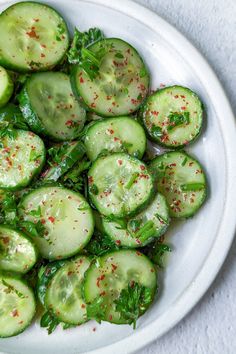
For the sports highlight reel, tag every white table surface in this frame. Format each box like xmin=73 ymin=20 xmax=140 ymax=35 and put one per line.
xmin=134 ymin=1 xmax=236 ymax=353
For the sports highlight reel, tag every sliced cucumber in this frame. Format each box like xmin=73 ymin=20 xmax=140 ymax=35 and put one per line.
xmin=88 ymin=153 xmax=154 ymax=217
xmin=37 ymin=260 xmax=66 ymax=306
xmin=42 ymin=141 xmax=85 ymax=181
xmin=83 ymin=250 xmax=157 ymax=324
xmin=0 ymin=274 xmax=36 ymax=337
xmin=19 ymin=186 xmax=94 ymax=260
xmin=0 ymin=2 xmax=69 ymax=72
xmin=0 ymin=129 xmax=45 ymax=190
xmin=0 ymin=66 xmax=13 ymax=107
xmin=140 ymin=86 xmax=203 ymax=148
xmin=0 ymin=225 xmax=37 ymax=273
xmin=45 ymin=255 xmax=91 ymax=325
xmin=149 ymin=151 xmax=207 ymax=217
xmin=19 ymin=72 xmax=86 ymax=141
xmin=84 ymin=117 xmax=146 ymax=161
xmin=71 ymin=38 xmax=149 ymax=116
xmin=103 ymin=193 xmax=170 ymax=248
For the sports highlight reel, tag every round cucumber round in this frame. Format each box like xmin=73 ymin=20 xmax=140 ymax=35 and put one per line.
xmin=0 ymin=225 xmax=37 ymax=274
xmin=19 ymin=72 xmax=86 ymax=141
xmin=0 ymin=2 xmax=69 ymax=72
xmin=84 ymin=116 xmax=146 ymax=161
xmin=0 ymin=66 xmax=13 ymax=107
xmin=71 ymin=38 xmax=149 ymax=117
xmin=41 ymin=141 xmax=86 ymax=181
xmin=83 ymin=250 xmax=157 ymax=324
xmin=0 ymin=274 xmax=36 ymax=337
xmin=0 ymin=129 xmax=46 ymax=190
xmin=102 ymin=193 xmax=170 ymax=248
xmin=88 ymin=153 xmax=154 ymax=217
xmin=19 ymin=186 xmax=94 ymax=260
xmin=140 ymin=86 xmax=203 ymax=148
xmin=149 ymin=151 xmax=207 ymax=217
xmin=45 ymin=255 xmax=91 ymax=325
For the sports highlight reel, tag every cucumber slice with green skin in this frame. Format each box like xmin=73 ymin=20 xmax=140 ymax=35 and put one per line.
xmin=84 ymin=117 xmax=146 ymax=161
xmin=71 ymin=38 xmax=149 ymax=117
xmin=0 ymin=225 xmax=37 ymax=274
xmin=140 ymin=86 xmax=203 ymax=148
xmin=19 ymin=186 xmax=94 ymax=260
xmin=83 ymin=250 xmax=157 ymax=324
xmin=0 ymin=2 xmax=69 ymax=72
xmin=45 ymin=256 xmax=91 ymax=325
xmin=88 ymin=153 xmax=154 ymax=217
xmin=0 ymin=129 xmax=46 ymax=190
xmin=19 ymin=72 xmax=86 ymax=141
xmin=0 ymin=274 xmax=36 ymax=337
xmin=0 ymin=66 xmax=14 ymax=107
xmin=37 ymin=260 xmax=66 ymax=306
xmin=102 ymin=193 xmax=170 ymax=248
xmin=41 ymin=141 xmax=86 ymax=182
xmin=149 ymin=151 xmax=207 ymax=218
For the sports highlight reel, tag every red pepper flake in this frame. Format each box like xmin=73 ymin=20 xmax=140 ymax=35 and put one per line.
xmin=136 ymin=251 xmax=142 ymax=256
xmin=80 ymin=76 xmax=84 ymax=83
xmin=2 ymin=237 xmax=10 ymax=244
xmin=189 ymin=162 xmax=194 ymax=167
xmin=40 ymin=53 xmax=45 ymax=58
xmin=107 ymin=129 xmax=114 ymax=134
xmin=92 ymin=327 xmax=96 ymax=332
xmin=41 ymin=44 xmax=46 ymax=48
xmin=26 ymin=29 xmax=39 ymax=39
xmin=41 ymin=219 xmax=46 ymax=224
xmin=81 ymin=304 xmax=86 ymax=309
xmin=151 ymin=110 xmax=159 ymax=116
xmin=48 ymin=95 xmax=52 ymax=99
xmin=90 ymin=102 xmax=96 ymax=108
xmin=169 ymin=163 xmax=176 ymax=167
xmin=115 ymin=240 xmax=121 ymax=245
xmin=181 ymin=106 xmax=186 ymax=110
xmin=33 ymin=18 xmax=39 ymax=22
xmin=160 ymin=83 xmax=166 ymax=88
xmin=114 ymin=137 xmax=120 ymax=142
xmin=88 ymin=176 xmax=94 ymax=184
xmin=100 ymin=291 xmax=106 ymax=296
xmin=6 ymin=157 xmax=12 ymax=166
xmin=67 ymin=271 xmax=73 ymax=276
xmin=150 ymin=268 xmax=154 ymax=272
xmin=65 ymin=120 xmax=73 ymax=127
xmin=118 ymin=159 xmax=123 ymax=166
xmin=140 ymin=165 xmax=145 ymax=171
xmin=180 ymin=95 xmax=186 ymax=98
xmin=48 ymin=216 xmax=55 ymax=223
xmin=109 ymin=315 xmax=113 ymax=321
xmin=18 ymin=320 xmax=24 ymax=324
xmin=12 ymin=309 xmax=19 ymax=317
xmin=18 ymin=165 xmax=22 ymax=171
xmin=174 ymin=95 xmax=179 ymax=98
xmin=111 ymin=264 xmax=117 ymax=272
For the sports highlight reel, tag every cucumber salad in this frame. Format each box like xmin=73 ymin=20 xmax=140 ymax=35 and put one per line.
xmin=0 ymin=1 xmax=207 ymax=338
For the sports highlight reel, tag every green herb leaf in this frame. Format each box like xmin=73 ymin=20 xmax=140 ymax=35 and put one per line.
xmin=180 ymin=183 xmax=205 ymax=191
xmin=114 ymin=282 xmax=152 ymax=329
xmin=90 ymin=184 xmax=99 ymax=195
xmin=86 ymin=231 xmax=119 ymax=256
xmin=86 ymin=296 xmax=107 ymax=324
xmin=145 ymin=241 xmax=171 ymax=268
xmin=20 ymin=220 xmax=46 ymax=238
xmin=167 ymin=111 xmax=190 ymax=131
xmin=2 ymin=279 xmax=25 ymax=298
xmin=151 ymin=125 xmax=163 ymax=138
xmin=125 ymin=172 xmax=139 ymax=189
xmin=40 ymin=311 xmax=60 ymax=334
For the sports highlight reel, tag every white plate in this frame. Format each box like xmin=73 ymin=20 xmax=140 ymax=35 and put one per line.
xmin=0 ymin=0 xmax=236 ymax=353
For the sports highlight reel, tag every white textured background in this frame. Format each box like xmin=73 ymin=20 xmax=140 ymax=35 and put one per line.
xmin=133 ymin=1 xmax=236 ymax=353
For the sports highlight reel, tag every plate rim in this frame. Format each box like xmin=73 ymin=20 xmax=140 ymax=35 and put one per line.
xmin=0 ymin=0 xmax=236 ymax=353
